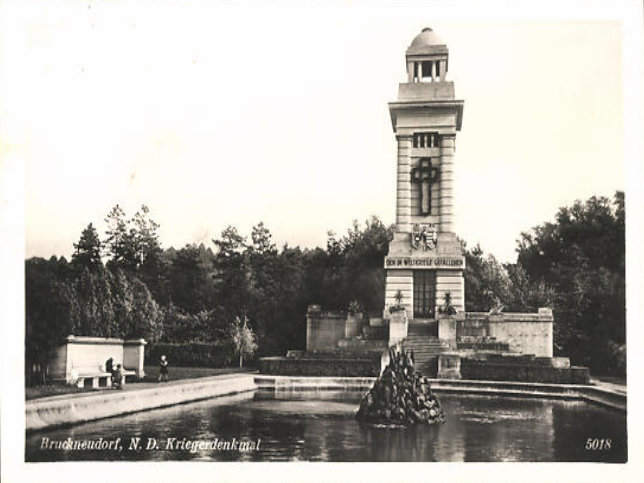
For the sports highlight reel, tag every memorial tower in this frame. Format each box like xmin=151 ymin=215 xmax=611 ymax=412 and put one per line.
xmin=384 ymin=27 xmax=466 ymax=321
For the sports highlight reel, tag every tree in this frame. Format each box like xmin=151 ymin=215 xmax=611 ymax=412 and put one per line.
xmin=126 ymin=277 xmax=162 ymax=341
xmin=305 ymin=217 xmax=393 ymax=313
xmin=25 ymin=257 xmax=79 ymax=384
xmin=337 ymin=217 xmax=394 ymax=312
xmin=71 ymin=223 xmax=102 ymax=271
xmin=130 ymin=205 xmax=161 ymax=266
xmin=515 ymin=192 xmax=625 ymax=374
xmin=213 ymin=226 xmax=250 ymax=318
xmin=504 ymin=263 xmax=553 ymax=313
xmin=229 ymin=316 xmax=258 ymax=367
xmin=104 ymin=204 xmax=137 ymax=271
xmin=26 ymin=255 xmax=163 ymax=384
xmin=463 ymin=243 xmax=553 ymax=314
xmin=463 ymin=244 xmax=511 ymax=312
xmin=168 ymin=244 xmax=217 ymax=313
xmin=250 ymin=222 xmax=276 ymax=255
xmin=104 ymin=204 xmax=163 ymax=274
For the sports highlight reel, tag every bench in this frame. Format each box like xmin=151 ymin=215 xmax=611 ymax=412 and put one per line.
xmin=72 ymin=368 xmax=136 ymax=388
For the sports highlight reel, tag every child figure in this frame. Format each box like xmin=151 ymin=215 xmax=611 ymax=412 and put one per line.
xmin=112 ymin=363 xmax=126 ymax=390
xmin=158 ymin=354 xmax=169 ymax=382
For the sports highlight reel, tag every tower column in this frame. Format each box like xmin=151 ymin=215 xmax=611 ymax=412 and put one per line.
xmin=439 ymin=134 xmax=456 ymax=233
xmin=396 ymin=134 xmax=412 ymax=232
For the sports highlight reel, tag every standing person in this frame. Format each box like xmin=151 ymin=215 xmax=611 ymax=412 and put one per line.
xmin=105 ymin=357 xmax=114 ymax=374
xmin=158 ymin=354 xmax=169 ymax=382
xmin=106 ymin=357 xmax=117 ymax=386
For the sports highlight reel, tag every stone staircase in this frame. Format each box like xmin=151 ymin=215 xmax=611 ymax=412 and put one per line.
xmin=402 ymin=322 xmax=451 ymax=377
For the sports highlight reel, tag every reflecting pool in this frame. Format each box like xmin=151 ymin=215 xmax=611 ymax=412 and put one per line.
xmin=26 ymin=392 xmax=626 ymax=462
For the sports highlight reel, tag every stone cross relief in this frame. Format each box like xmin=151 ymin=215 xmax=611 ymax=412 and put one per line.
xmin=411 ymin=158 xmax=439 ymax=215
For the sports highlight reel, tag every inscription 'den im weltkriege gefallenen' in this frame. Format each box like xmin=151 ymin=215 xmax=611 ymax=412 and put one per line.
xmin=384 ymin=256 xmax=465 ymax=269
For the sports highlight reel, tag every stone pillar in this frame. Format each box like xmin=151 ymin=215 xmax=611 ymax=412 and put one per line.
xmin=407 ymin=61 xmax=414 ymax=83
xmin=439 ymin=134 xmax=456 ymax=233
xmin=417 ymin=62 xmax=423 ymax=82
xmin=395 ymin=135 xmax=412 ymax=232
xmin=388 ymin=311 xmax=408 ymax=346
xmin=440 ymin=59 xmax=447 ymax=81
xmin=123 ymin=339 xmax=147 ymax=378
xmin=431 ymin=61 xmax=436 ymax=82
xmin=306 ymin=305 xmax=322 ymax=351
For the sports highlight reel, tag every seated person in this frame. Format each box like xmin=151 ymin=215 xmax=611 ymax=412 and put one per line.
xmin=112 ymin=363 xmax=126 ymax=389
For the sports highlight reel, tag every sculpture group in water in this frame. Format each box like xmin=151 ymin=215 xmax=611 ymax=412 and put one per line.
xmin=356 ymin=347 xmax=445 ymax=426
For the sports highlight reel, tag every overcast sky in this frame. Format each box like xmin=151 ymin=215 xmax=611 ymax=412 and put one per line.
xmin=3 ymin=1 xmax=628 ymax=263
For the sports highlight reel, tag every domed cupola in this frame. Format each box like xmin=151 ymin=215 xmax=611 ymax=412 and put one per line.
xmin=405 ymin=27 xmax=449 ymax=83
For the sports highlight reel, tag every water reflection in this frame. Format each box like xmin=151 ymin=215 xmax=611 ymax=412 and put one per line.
xmin=26 ymin=392 xmax=626 ymax=462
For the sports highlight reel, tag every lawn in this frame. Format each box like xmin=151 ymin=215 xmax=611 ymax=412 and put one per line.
xmin=141 ymin=365 xmax=252 ymax=382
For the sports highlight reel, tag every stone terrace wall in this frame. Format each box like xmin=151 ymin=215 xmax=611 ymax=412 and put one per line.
xmin=260 ymin=356 xmax=381 ymax=377
xmin=306 ymin=306 xmax=347 ymax=351
xmin=484 ymin=309 xmax=553 ymax=357
xmin=460 ymin=309 xmax=553 ymax=357
xmin=460 ymin=359 xmax=590 ymax=384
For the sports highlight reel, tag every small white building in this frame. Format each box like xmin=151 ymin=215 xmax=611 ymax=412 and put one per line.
xmin=50 ymin=335 xmax=146 ymax=387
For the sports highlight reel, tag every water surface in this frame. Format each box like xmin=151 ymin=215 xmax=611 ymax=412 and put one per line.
xmin=26 ymin=392 xmax=626 ymax=462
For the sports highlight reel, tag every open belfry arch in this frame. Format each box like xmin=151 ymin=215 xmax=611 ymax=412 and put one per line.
xmin=384 ymin=27 xmax=466 ymax=319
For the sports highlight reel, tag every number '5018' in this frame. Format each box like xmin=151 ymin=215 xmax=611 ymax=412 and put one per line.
xmin=585 ymin=438 xmax=612 ymax=450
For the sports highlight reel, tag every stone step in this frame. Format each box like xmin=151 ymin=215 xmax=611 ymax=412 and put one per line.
xmin=404 ymin=343 xmax=449 ymax=348
xmin=402 ymin=333 xmax=451 ymax=369
xmin=404 ymin=342 xmax=448 ymax=346
xmin=405 ymin=340 xmax=446 ymax=343
xmin=403 ymin=339 xmax=445 ymax=344
xmin=404 ymin=346 xmax=448 ymax=350
xmin=408 ymin=349 xmax=450 ymax=353
xmin=404 ymin=345 xmax=448 ymax=349
xmin=407 ymin=322 xmax=437 ymax=337
xmin=405 ymin=347 xmax=448 ymax=351
xmin=404 ymin=335 xmax=443 ymax=340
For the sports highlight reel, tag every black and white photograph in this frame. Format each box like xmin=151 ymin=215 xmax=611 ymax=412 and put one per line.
xmin=1 ymin=0 xmax=643 ymax=481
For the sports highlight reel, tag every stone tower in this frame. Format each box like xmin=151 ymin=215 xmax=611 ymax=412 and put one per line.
xmin=384 ymin=28 xmax=465 ymax=320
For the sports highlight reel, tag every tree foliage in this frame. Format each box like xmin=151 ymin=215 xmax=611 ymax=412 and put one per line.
xmin=25 ymin=257 xmax=162 ymax=382
xmin=515 ymin=192 xmax=625 ymax=374
xmin=104 ymin=204 xmax=161 ymax=274
xmin=463 ymin=244 xmax=552 ymax=313
xmin=72 ymin=223 xmax=102 ymax=271
xmin=26 ymin=194 xmax=624 ymax=379
xmin=229 ymin=316 xmax=258 ymax=367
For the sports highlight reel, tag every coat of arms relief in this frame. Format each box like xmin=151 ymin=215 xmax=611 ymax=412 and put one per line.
xmin=411 ymin=223 xmax=437 ymax=250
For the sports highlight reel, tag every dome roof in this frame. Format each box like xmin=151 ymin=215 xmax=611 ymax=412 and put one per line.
xmin=406 ymin=28 xmax=448 ymax=55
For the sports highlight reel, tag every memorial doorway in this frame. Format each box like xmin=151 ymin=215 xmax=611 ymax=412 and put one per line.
xmin=413 ymin=270 xmax=436 ymax=319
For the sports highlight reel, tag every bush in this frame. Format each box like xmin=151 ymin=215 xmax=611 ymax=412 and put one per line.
xmin=146 ymin=341 xmax=235 ymax=368
xmin=600 ymin=340 xmax=626 ymax=377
